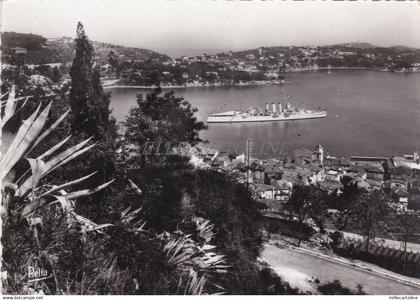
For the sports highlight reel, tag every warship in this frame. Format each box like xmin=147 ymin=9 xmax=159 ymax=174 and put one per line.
xmin=207 ymin=102 xmax=327 ymax=123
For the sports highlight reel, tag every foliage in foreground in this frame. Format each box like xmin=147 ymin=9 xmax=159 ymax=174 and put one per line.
xmin=0 ymin=86 xmax=229 ymax=295
xmin=2 ymin=21 xmax=306 ymax=295
xmin=0 ymin=86 xmax=114 ymax=293
xmin=318 ymin=280 xmax=365 ymax=295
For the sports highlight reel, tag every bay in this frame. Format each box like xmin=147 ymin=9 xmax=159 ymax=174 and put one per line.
xmin=109 ymin=70 xmax=420 ymax=158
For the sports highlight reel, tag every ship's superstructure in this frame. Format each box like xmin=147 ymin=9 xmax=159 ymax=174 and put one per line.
xmin=207 ymin=102 xmax=326 ymax=123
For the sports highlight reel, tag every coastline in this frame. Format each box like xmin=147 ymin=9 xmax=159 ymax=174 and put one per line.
xmin=104 ymin=67 xmax=419 ymax=90
xmin=283 ymin=66 xmax=420 ymax=73
xmin=104 ymin=80 xmax=284 ymax=90
xmin=284 ymin=66 xmax=385 ymax=73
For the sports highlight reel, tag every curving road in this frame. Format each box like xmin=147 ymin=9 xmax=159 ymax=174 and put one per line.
xmin=262 ymin=243 xmax=420 ymax=295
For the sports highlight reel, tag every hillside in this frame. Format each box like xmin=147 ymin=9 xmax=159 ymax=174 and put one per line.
xmin=1 ymin=31 xmax=169 ymax=65
xmin=330 ymin=42 xmax=377 ymax=49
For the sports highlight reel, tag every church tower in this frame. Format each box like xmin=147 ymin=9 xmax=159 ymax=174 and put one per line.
xmin=314 ymin=145 xmax=324 ymax=166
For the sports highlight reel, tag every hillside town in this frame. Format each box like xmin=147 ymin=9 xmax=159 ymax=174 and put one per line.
xmin=102 ymin=44 xmax=420 ymax=87
xmin=3 ymin=32 xmax=420 ymax=89
xmin=186 ymin=144 xmax=420 ymax=214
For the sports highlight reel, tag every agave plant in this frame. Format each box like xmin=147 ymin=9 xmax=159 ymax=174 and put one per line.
xmin=159 ymin=217 xmax=228 ymax=295
xmin=120 ymin=206 xmax=147 ymax=233
xmin=0 ymin=86 xmax=114 ymax=292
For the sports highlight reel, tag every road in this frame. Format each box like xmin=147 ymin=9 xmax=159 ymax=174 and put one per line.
xmin=262 ymin=243 xmax=420 ymax=295
xmin=263 ymin=212 xmax=420 ymax=253
xmin=335 ymin=230 xmax=420 ymax=253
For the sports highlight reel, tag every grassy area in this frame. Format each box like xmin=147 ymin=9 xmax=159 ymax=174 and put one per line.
xmin=263 ymin=217 xmax=315 ymax=242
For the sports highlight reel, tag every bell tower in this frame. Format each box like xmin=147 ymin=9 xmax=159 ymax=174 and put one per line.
xmin=315 ymin=145 xmax=324 ymax=166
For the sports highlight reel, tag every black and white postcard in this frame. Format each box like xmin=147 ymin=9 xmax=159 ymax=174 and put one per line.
xmin=1 ymin=0 xmax=420 ymax=297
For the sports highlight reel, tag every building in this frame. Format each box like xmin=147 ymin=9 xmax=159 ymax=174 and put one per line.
xmin=409 ymin=194 xmax=420 ymax=211
xmin=254 ymin=184 xmax=278 ymax=200
xmin=254 ymin=180 xmax=292 ymax=202
xmin=12 ymin=47 xmax=27 ymax=55
xmin=314 ymin=145 xmax=324 ymax=166
xmin=249 ymin=160 xmax=265 ymax=183
xmin=324 ymin=168 xmax=344 ymax=182
xmin=318 ymin=180 xmax=343 ymax=194
xmin=344 ymin=165 xmax=367 ymax=181
xmin=265 ymin=71 xmax=279 ymax=79
xmin=393 ymin=152 xmax=420 ymax=170
xmin=326 ymin=157 xmax=353 ymax=170
xmin=365 ymin=164 xmax=385 ymax=180
xmin=395 ymin=189 xmax=409 ymax=207
xmin=293 ymin=145 xmax=325 ymax=166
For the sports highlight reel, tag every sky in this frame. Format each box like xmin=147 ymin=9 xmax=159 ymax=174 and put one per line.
xmin=2 ymin=0 xmax=420 ymax=57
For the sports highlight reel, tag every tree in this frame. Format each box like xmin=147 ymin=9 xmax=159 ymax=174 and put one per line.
xmin=69 ymin=22 xmax=114 ymax=141
xmin=285 ymin=185 xmax=328 ymax=247
xmin=333 ymin=178 xmax=363 ymax=230
xmin=107 ymin=50 xmax=120 ymax=76
xmin=121 ymin=160 xmax=267 ymax=294
xmin=352 ymin=190 xmax=391 ymax=253
xmin=50 ymin=66 xmax=61 ymax=83
xmin=390 ymin=210 xmax=419 ymax=272
xmin=123 ymin=88 xmax=207 ymax=164
xmin=317 ymin=280 xmax=365 ymax=295
xmin=66 ymin=22 xmax=118 ymax=223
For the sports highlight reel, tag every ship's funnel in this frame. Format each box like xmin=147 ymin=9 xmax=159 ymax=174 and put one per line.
xmin=272 ymin=103 xmax=276 ymax=113
xmin=265 ymin=103 xmax=269 ymax=111
xmin=278 ymin=103 xmax=282 ymax=113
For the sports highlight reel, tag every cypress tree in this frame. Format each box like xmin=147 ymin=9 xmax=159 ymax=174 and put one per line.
xmin=67 ymin=22 xmax=118 ymax=223
xmin=69 ymin=22 xmax=112 ymax=140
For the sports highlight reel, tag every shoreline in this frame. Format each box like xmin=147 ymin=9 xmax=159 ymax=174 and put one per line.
xmin=104 ymin=80 xmax=284 ymax=90
xmin=283 ymin=66 xmax=384 ymax=73
xmin=104 ymin=67 xmax=419 ymax=90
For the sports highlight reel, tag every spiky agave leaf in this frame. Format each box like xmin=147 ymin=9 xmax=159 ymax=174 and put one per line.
xmin=163 ymin=236 xmax=195 ymax=269
xmin=20 ymin=179 xmax=114 ymax=218
xmin=162 ymin=231 xmax=228 ymax=273
xmin=43 ymin=137 xmax=94 ymax=175
xmin=27 ymin=108 xmax=70 ymax=155
xmin=22 ymin=193 xmax=114 ymax=234
xmin=21 ymin=194 xmax=72 ymax=218
xmin=0 ymin=103 xmax=44 ymax=181
xmin=0 ymin=86 xmax=29 ymax=113
xmin=37 ymin=135 xmax=72 ymax=160
xmin=160 ymin=218 xmax=229 ymax=295
xmin=121 ymin=206 xmax=145 ymax=228
xmin=40 ymin=171 xmax=98 ymax=197
xmin=58 ymin=179 xmax=115 ymax=199
xmin=2 ymin=85 xmax=16 ymax=125
xmin=0 ymin=89 xmax=10 ymax=101
xmin=84 ymin=223 xmax=114 ymax=233
xmin=128 ymin=179 xmax=142 ymax=195
xmin=19 ymin=96 xmax=30 ymax=110
xmin=193 ymin=251 xmax=228 ymax=273
xmin=183 ymin=270 xmax=206 ymax=295
xmin=26 ymin=158 xmax=46 ymax=195
xmin=21 ymin=197 xmax=47 ymax=218
xmin=48 ymin=196 xmax=74 ymax=215
xmin=16 ymin=137 xmax=95 ymax=197
xmin=70 ymin=212 xmax=113 ymax=234
xmin=193 ymin=217 xmax=214 ymax=243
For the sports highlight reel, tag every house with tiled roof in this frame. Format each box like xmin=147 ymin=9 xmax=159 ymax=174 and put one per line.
xmin=317 ymin=180 xmax=343 ymax=194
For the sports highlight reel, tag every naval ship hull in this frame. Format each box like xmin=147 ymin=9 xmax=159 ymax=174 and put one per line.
xmin=207 ymin=111 xmax=327 ymax=123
